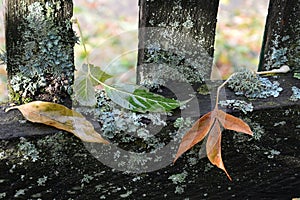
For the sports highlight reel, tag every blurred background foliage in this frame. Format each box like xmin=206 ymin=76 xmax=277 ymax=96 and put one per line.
xmin=0 ymin=0 xmax=269 ymax=102
xmin=213 ymin=0 xmax=269 ymax=78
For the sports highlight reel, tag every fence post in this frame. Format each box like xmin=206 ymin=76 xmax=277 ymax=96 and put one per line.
xmin=137 ymin=0 xmax=220 ymax=86
xmin=259 ymin=0 xmax=300 ymax=73
xmin=5 ymin=0 xmax=75 ymax=107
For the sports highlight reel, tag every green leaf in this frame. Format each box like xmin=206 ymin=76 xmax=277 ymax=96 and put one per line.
xmin=88 ymin=64 xmax=113 ymax=85
xmin=294 ymin=73 xmax=300 ymax=80
xmin=74 ymin=63 xmax=180 ymax=112
xmin=79 ymin=64 xmax=112 ymax=85
xmin=74 ymin=74 xmax=96 ymax=106
xmin=74 ymin=63 xmax=112 ymax=106
xmin=104 ymin=84 xmax=180 ymax=113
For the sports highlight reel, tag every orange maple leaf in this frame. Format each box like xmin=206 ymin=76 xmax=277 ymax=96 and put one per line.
xmin=174 ymin=107 xmax=253 ymax=180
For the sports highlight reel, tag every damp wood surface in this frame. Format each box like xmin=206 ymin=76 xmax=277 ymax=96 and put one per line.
xmin=0 ymin=100 xmax=299 ymax=199
xmin=1 ymin=73 xmax=299 ymax=139
xmin=0 ymin=74 xmax=299 ymax=199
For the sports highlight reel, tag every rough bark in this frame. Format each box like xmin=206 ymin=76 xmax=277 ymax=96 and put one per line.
xmin=259 ymin=0 xmax=300 ymax=73
xmin=5 ymin=0 xmax=75 ymax=107
xmin=137 ymin=0 xmax=220 ymax=86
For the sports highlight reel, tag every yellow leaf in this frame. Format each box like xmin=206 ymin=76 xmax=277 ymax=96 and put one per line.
xmin=6 ymin=101 xmax=109 ymax=144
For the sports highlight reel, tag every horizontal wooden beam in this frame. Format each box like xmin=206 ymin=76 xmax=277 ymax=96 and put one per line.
xmin=0 ymin=80 xmax=299 ymax=198
xmin=1 ymin=74 xmax=299 ymax=140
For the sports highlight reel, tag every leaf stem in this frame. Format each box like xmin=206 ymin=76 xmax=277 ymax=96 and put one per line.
xmin=72 ymin=18 xmax=90 ymax=70
xmin=215 ymin=73 xmax=237 ymax=109
xmin=255 ymin=65 xmax=290 ymax=75
xmin=90 ymin=72 xmax=109 ymax=88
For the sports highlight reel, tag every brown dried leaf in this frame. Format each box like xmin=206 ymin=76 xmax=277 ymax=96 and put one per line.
xmin=206 ymin=120 xmax=232 ymax=181
xmin=217 ymin=110 xmax=253 ymax=136
xmin=173 ymin=112 xmax=214 ymax=162
xmin=174 ymin=107 xmax=253 ymax=180
xmin=6 ymin=101 xmax=109 ymax=144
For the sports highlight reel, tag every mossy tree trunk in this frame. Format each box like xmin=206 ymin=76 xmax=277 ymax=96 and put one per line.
xmin=259 ymin=0 xmax=300 ymax=73
xmin=5 ymin=0 xmax=76 ymax=107
xmin=137 ymin=0 xmax=220 ymax=86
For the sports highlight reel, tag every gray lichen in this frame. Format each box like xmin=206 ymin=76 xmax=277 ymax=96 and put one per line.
xmin=168 ymin=171 xmax=188 ymax=194
xmin=290 ymin=86 xmax=300 ymax=101
xmin=264 ymin=149 xmax=281 ymax=159
xmin=0 ymin=193 xmax=6 ymax=199
xmin=227 ymin=69 xmax=283 ymax=98
xmin=17 ymin=137 xmax=40 ymax=163
xmin=263 ymin=2 xmax=300 ymax=73
xmin=37 ymin=175 xmax=48 ymax=186
xmin=231 ymin=117 xmax=264 ymax=145
xmin=219 ymin=100 xmax=253 ymax=114
xmin=36 ymin=132 xmax=70 ymax=166
xmin=264 ymin=34 xmax=288 ymax=70
xmin=81 ymin=174 xmax=94 ymax=188
xmin=173 ymin=117 xmax=193 ymax=129
xmin=9 ymin=1 xmax=77 ymax=104
xmin=81 ymin=89 xmax=199 ymax=174
xmin=141 ymin=45 xmax=208 ymax=88
xmin=94 ymin=89 xmax=168 ymax=148
xmin=0 ymin=137 xmax=39 ymax=164
xmin=14 ymin=189 xmax=27 ymax=198
xmin=0 ymin=132 xmax=69 ymax=166
xmin=168 ymin=171 xmax=188 ymax=184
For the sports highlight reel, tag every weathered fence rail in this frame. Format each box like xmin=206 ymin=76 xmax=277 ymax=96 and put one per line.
xmin=0 ymin=74 xmax=299 ymax=199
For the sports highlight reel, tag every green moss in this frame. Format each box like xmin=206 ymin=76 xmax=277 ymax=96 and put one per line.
xmin=197 ymin=84 xmax=210 ymax=95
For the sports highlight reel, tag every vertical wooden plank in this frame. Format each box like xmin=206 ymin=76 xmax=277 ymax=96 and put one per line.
xmin=259 ymin=0 xmax=300 ymax=74
xmin=137 ymin=0 xmax=220 ymax=86
xmin=5 ymin=0 xmax=75 ymax=107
